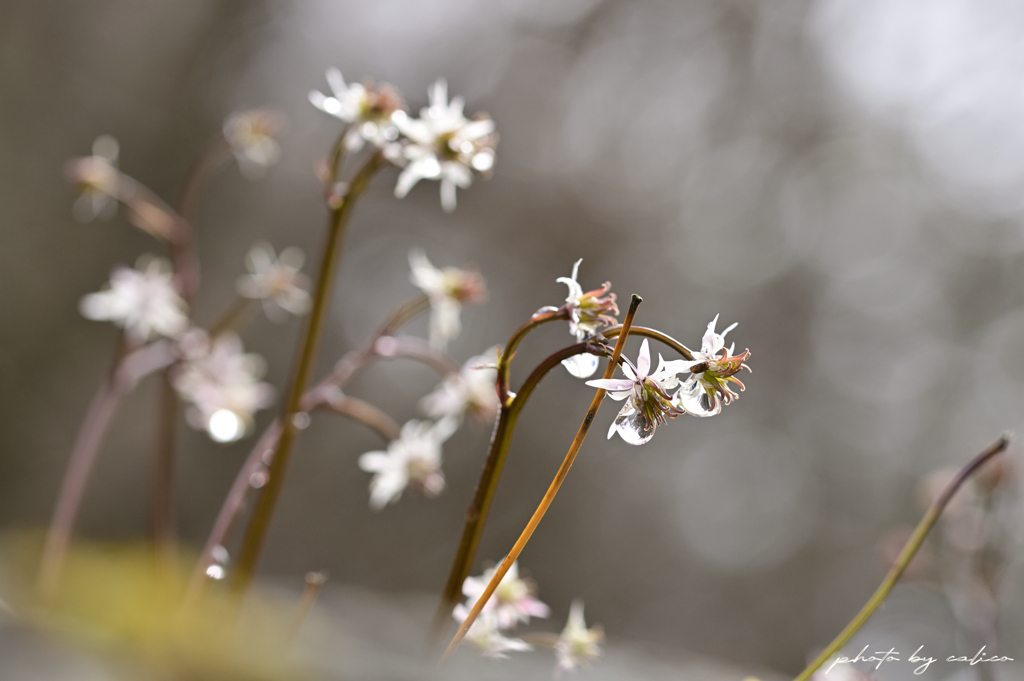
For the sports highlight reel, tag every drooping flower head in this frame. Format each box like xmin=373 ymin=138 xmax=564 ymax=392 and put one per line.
xmin=223 ymin=109 xmax=283 ymax=179
xmin=309 ymin=68 xmax=405 ymax=152
xmin=675 ymin=315 xmax=751 ymax=417
xmin=555 ymin=259 xmax=619 ymax=378
xmin=409 ymin=250 xmax=487 ymax=350
xmin=172 ymin=332 xmax=275 ymax=443
xmin=67 ymin=135 xmax=121 ymax=222
xmin=236 ymin=242 xmax=311 ymax=322
xmin=554 ymin=600 xmax=604 ymax=677
xmin=451 ymin=606 xmax=531 ymax=659
xmin=586 ymin=339 xmax=690 ymax=445
xmin=357 ymin=418 xmax=457 ymax=510
xmin=461 ymin=561 xmax=550 ymax=631
xmin=421 ymin=346 xmax=500 ymax=423
xmin=79 ymin=256 xmax=189 ymax=343
xmin=391 ymin=79 xmax=497 ymax=212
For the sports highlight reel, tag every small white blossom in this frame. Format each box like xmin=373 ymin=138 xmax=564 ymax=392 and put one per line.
xmin=554 ymin=600 xmax=603 ymax=677
xmin=421 ymin=346 xmax=500 ymax=422
xmin=357 ymin=418 xmax=457 ymax=510
xmin=391 ymin=79 xmax=496 ymax=212
xmin=409 ymin=250 xmax=487 ymax=350
xmin=79 ymin=256 xmax=188 ymax=343
xmin=462 ymin=561 xmax=550 ymax=631
xmin=68 ymin=135 xmax=120 ymax=222
xmin=554 ymin=259 xmax=619 ymax=379
xmin=236 ymin=242 xmax=311 ymax=321
xmin=452 ymin=605 xmax=531 ymax=659
xmin=586 ymin=339 xmax=690 ymax=445
xmin=172 ymin=332 xmax=275 ymax=443
xmin=223 ymin=109 xmax=283 ymax=179
xmin=674 ymin=315 xmax=751 ymax=417
xmin=309 ymin=68 xmax=404 ymax=152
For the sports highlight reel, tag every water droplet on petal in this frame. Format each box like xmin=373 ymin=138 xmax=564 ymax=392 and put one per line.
xmin=208 ymin=409 xmax=243 ymax=442
xmin=206 ymin=565 xmax=226 ymax=580
xmin=212 ymin=545 xmax=229 ymax=564
xmin=292 ymin=412 xmax=311 ymax=429
xmin=249 ymin=470 xmax=268 ymax=488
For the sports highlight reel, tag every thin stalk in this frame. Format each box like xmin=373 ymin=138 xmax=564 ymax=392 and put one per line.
xmin=603 ymin=325 xmax=694 ymax=362
xmin=323 ymin=395 xmax=402 ymax=442
xmin=792 ymin=434 xmax=1012 ymax=681
xmin=207 ymin=297 xmax=256 ymax=339
xmin=187 ymin=295 xmax=435 ymax=602
xmin=288 ymin=571 xmax=328 ymax=644
xmin=232 ymin=151 xmax=384 ymax=593
xmin=441 ymin=295 xmax=643 ymax=663
xmin=430 ymin=340 xmax=613 ymax=639
xmin=151 ymin=373 xmax=179 ymax=566
xmin=496 ymin=308 xmax=567 ymax=405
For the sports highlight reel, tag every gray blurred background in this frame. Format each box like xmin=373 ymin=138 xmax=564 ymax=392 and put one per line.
xmin=4 ymin=0 xmax=1024 ymax=679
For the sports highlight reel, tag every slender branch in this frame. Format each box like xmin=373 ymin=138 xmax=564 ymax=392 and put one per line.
xmin=150 ymin=373 xmax=179 ymax=566
xmin=603 ymin=325 xmax=694 ymax=361
xmin=441 ymin=295 xmax=643 ymax=663
xmin=430 ymin=340 xmax=614 ymax=639
xmin=232 ymin=151 xmax=385 ymax=593
xmin=186 ymin=296 xmax=436 ymax=603
xmin=322 ymin=395 xmax=402 ymax=442
xmin=207 ymin=297 xmax=256 ymax=339
xmin=792 ymin=434 xmax=1012 ymax=681
xmin=496 ymin=309 xmax=567 ymax=405
xmin=38 ymin=340 xmax=176 ymax=595
xmin=288 ymin=571 xmax=328 ymax=644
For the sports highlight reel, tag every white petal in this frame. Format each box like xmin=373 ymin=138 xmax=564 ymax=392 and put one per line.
xmin=440 ymin=177 xmax=458 ymax=212
xmin=562 ymin=353 xmax=599 ymax=378
xmin=636 ymin=339 xmax=651 ymax=378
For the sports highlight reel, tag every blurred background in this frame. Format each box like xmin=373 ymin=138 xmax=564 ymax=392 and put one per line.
xmin=3 ymin=0 xmax=1024 ymax=679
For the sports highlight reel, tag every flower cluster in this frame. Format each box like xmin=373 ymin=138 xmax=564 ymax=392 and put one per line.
xmin=549 ymin=259 xmax=620 ymax=378
xmin=172 ymin=332 xmax=275 ymax=443
xmin=454 ymin=563 xmax=602 ymax=674
xmin=309 ymin=68 xmax=405 ymax=152
xmin=357 ymin=418 xmax=457 ymax=510
xmin=79 ymin=257 xmax=188 ymax=343
xmin=588 ymin=316 xmax=750 ymax=444
xmin=421 ymin=346 xmax=500 ymax=423
xmin=409 ymin=250 xmax=487 ymax=350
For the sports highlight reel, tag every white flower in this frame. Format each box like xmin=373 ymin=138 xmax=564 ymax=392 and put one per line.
xmin=172 ymin=332 xmax=275 ymax=443
xmin=68 ymin=135 xmax=120 ymax=222
xmin=421 ymin=346 xmax=500 ymax=422
xmin=79 ymin=256 xmax=188 ymax=343
xmin=236 ymin=242 xmax=311 ymax=321
xmin=462 ymin=561 xmax=550 ymax=631
xmin=308 ymin=68 xmax=404 ymax=152
xmin=223 ymin=109 xmax=283 ymax=179
xmin=555 ymin=259 xmax=619 ymax=379
xmin=554 ymin=600 xmax=603 ymax=677
xmin=409 ymin=250 xmax=487 ymax=350
xmin=391 ymin=79 xmax=496 ymax=212
xmin=585 ymin=339 xmax=690 ymax=445
xmin=357 ymin=418 xmax=457 ymax=510
xmin=452 ymin=605 xmax=531 ymax=659
xmin=674 ymin=315 xmax=750 ymax=417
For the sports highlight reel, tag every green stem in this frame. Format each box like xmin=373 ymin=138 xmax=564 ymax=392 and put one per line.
xmin=793 ymin=434 xmax=1012 ymax=681
xmin=603 ymin=325 xmax=694 ymax=361
xmin=496 ymin=309 xmax=567 ymax=405
xmin=441 ymin=295 xmax=643 ymax=663
xmin=231 ymin=151 xmax=384 ymax=593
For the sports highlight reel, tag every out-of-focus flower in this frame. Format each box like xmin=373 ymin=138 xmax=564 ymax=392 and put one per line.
xmin=79 ymin=256 xmax=188 ymax=343
xmin=421 ymin=346 xmax=500 ymax=422
xmin=223 ymin=109 xmax=283 ymax=179
xmin=675 ymin=315 xmax=751 ymax=417
xmin=357 ymin=418 xmax=457 ymax=510
xmin=172 ymin=332 xmax=275 ymax=443
xmin=309 ymin=68 xmax=405 ymax=152
xmin=236 ymin=242 xmax=311 ymax=321
xmin=586 ymin=339 xmax=689 ymax=445
xmin=462 ymin=561 xmax=550 ymax=631
xmin=554 ymin=600 xmax=603 ymax=677
xmin=391 ymin=79 xmax=496 ymax=212
xmin=554 ymin=259 xmax=619 ymax=378
xmin=67 ymin=135 xmax=120 ymax=222
xmin=452 ymin=605 xmax=531 ymax=659
xmin=409 ymin=250 xmax=487 ymax=349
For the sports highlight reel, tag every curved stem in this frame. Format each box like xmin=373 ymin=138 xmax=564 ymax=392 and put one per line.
xmin=441 ymin=295 xmax=643 ymax=663
xmin=232 ymin=151 xmax=385 ymax=593
xmin=430 ymin=339 xmax=614 ymax=640
xmin=792 ymin=434 xmax=1012 ymax=681
xmin=323 ymin=395 xmax=401 ymax=442
xmin=603 ymin=325 xmax=694 ymax=361
xmin=496 ymin=309 xmax=567 ymax=405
